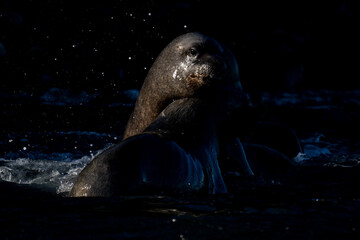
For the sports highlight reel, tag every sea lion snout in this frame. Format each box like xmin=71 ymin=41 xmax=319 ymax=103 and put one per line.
xmin=200 ymin=53 xmax=227 ymax=77
xmin=186 ymin=54 xmax=227 ymax=89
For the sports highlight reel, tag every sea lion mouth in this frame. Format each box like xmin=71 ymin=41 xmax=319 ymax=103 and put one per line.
xmin=187 ymin=73 xmax=210 ymax=88
xmin=186 ymin=73 xmax=225 ymax=99
xmin=186 ymin=73 xmax=222 ymax=91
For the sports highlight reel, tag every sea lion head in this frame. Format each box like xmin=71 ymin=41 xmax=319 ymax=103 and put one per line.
xmin=145 ymin=32 xmax=242 ymax=100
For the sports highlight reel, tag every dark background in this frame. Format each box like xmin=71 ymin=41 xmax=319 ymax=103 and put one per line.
xmin=1 ymin=0 xmax=358 ymax=98
xmin=1 ymin=2 xmax=360 ymax=239
xmin=0 ymin=0 xmax=359 ymax=145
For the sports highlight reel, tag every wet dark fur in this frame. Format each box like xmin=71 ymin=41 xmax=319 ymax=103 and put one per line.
xmin=70 ymin=98 xmax=227 ymax=196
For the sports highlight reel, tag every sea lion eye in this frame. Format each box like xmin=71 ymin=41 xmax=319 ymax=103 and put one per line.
xmin=188 ymin=48 xmax=198 ymax=57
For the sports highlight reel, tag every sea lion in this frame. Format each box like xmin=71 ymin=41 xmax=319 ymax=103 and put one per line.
xmin=70 ymin=32 xmax=301 ymax=197
xmin=123 ymin=32 xmax=243 ymax=140
xmin=70 ymin=32 xmax=253 ymax=197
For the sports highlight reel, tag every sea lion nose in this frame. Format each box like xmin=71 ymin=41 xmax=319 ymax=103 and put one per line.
xmin=200 ymin=54 xmax=227 ymax=81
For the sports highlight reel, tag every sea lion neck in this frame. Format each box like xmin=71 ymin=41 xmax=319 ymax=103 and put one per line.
xmin=122 ymin=50 xmax=182 ymax=140
xmin=122 ymin=86 xmax=168 ymax=140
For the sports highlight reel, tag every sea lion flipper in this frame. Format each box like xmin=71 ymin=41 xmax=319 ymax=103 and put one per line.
xmin=225 ymin=138 xmax=254 ymax=176
xmin=243 ymin=143 xmax=296 ymax=179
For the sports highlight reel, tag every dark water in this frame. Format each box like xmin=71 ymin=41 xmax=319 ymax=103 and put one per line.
xmin=0 ymin=87 xmax=136 ymax=194
xmin=1 ymin=89 xmax=360 ymax=240
xmin=1 ymin=89 xmax=359 ymax=195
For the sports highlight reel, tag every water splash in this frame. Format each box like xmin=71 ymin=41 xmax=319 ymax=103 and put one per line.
xmin=0 ymin=154 xmax=95 ymax=195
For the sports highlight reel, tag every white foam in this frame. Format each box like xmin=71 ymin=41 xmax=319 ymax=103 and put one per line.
xmin=0 ymin=152 xmax=98 ymax=194
xmin=303 ymin=144 xmax=331 ymax=158
xmin=292 ymin=152 xmax=311 ymax=165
